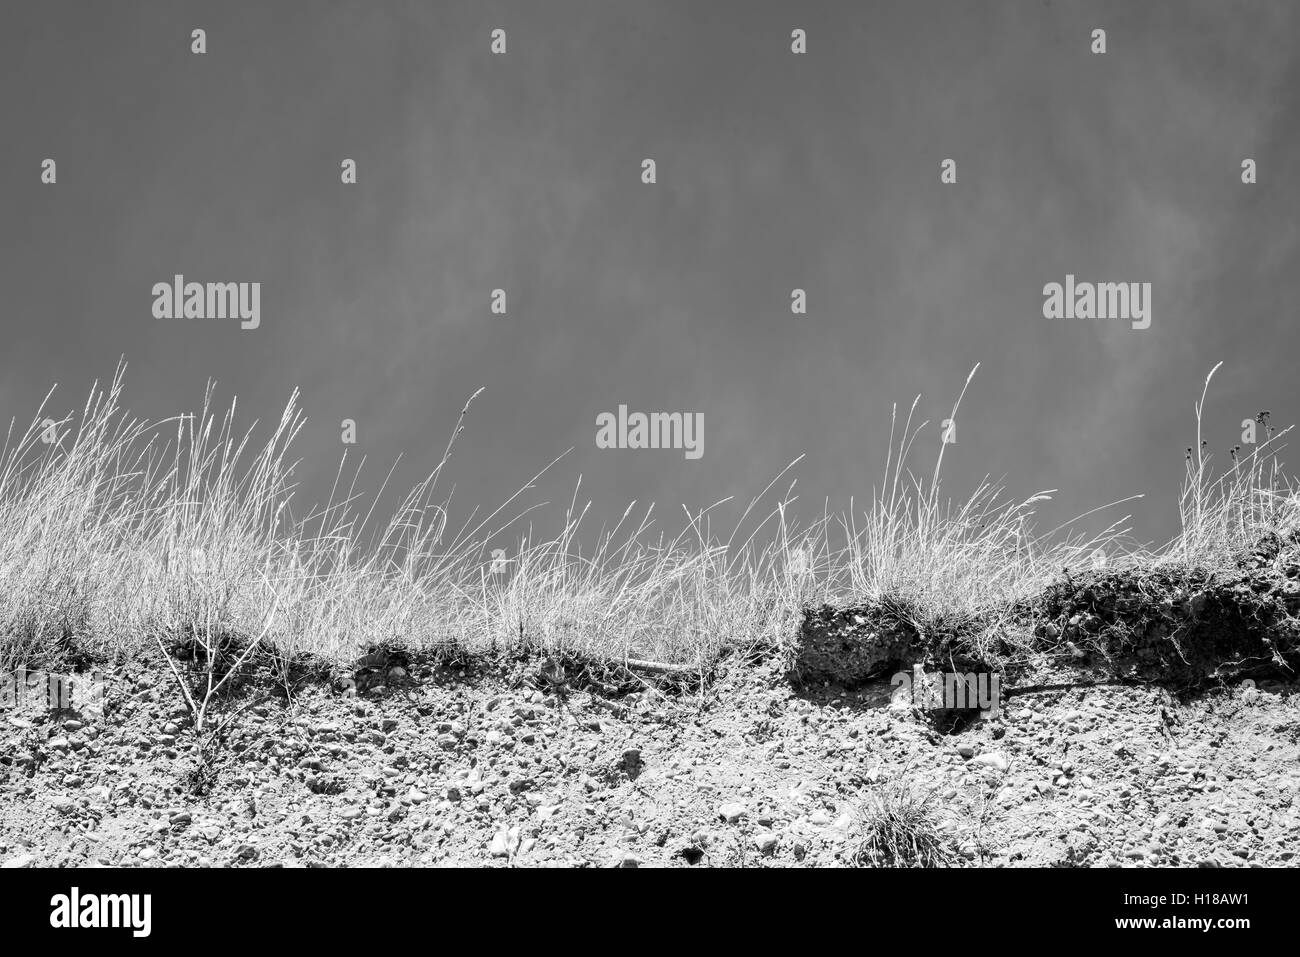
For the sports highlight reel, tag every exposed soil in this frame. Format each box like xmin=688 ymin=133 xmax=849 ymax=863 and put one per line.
xmin=1 ymin=646 xmax=1297 ymax=868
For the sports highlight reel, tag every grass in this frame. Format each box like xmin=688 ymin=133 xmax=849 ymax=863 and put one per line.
xmin=0 ymin=361 xmax=1294 ymax=682
xmin=835 ymin=364 xmax=1142 ymax=653
xmin=852 ymin=776 xmax=960 ymax=868
xmin=1165 ymin=362 xmax=1298 ymax=570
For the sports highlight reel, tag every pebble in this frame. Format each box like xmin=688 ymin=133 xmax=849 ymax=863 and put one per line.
xmin=717 ymin=802 xmax=747 ymax=824
xmin=972 ymin=752 xmax=1009 ymax=772
xmin=0 ymin=637 xmax=1292 ymax=869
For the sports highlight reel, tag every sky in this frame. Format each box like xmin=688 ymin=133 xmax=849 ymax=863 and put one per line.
xmin=2 ymin=0 xmax=1298 ymax=553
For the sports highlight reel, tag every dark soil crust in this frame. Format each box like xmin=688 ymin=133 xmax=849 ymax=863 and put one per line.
xmin=794 ymin=530 xmax=1300 ymax=694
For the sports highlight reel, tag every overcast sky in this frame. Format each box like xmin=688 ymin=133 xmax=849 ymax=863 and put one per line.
xmin=2 ymin=0 xmax=1298 ymax=551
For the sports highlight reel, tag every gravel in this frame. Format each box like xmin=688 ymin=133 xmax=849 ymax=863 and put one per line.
xmin=1 ymin=654 xmax=1297 ymax=867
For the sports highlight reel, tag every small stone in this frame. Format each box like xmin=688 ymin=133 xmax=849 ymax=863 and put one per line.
xmin=957 ymin=745 xmax=976 ymax=759
xmin=717 ymin=802 xmax=747 ymax=824
xmin=755 ymin=832 xmax=779 ymax=854
xmin=972 ymin=751 xmax=1009 ymax=772
xmin=810 ymin=810 xmax=831 ymax=826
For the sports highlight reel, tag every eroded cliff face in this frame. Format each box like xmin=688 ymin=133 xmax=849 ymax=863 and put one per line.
xmin=794 ymin=529 xmax=1300 ymax=692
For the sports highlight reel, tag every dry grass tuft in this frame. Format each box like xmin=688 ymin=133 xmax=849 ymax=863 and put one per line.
xmin=1165 ymin=362 xmax=1299 ymax=571
xmin=853 ymin=779 xmax=960 ymax=868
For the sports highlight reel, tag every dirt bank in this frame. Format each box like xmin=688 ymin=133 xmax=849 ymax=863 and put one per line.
xmin=2 ymin=645 xmax=1297 ymax=867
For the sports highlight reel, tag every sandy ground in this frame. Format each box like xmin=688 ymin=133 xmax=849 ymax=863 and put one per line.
xmin=2 ymin=652 xmax=1297 ymax=868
